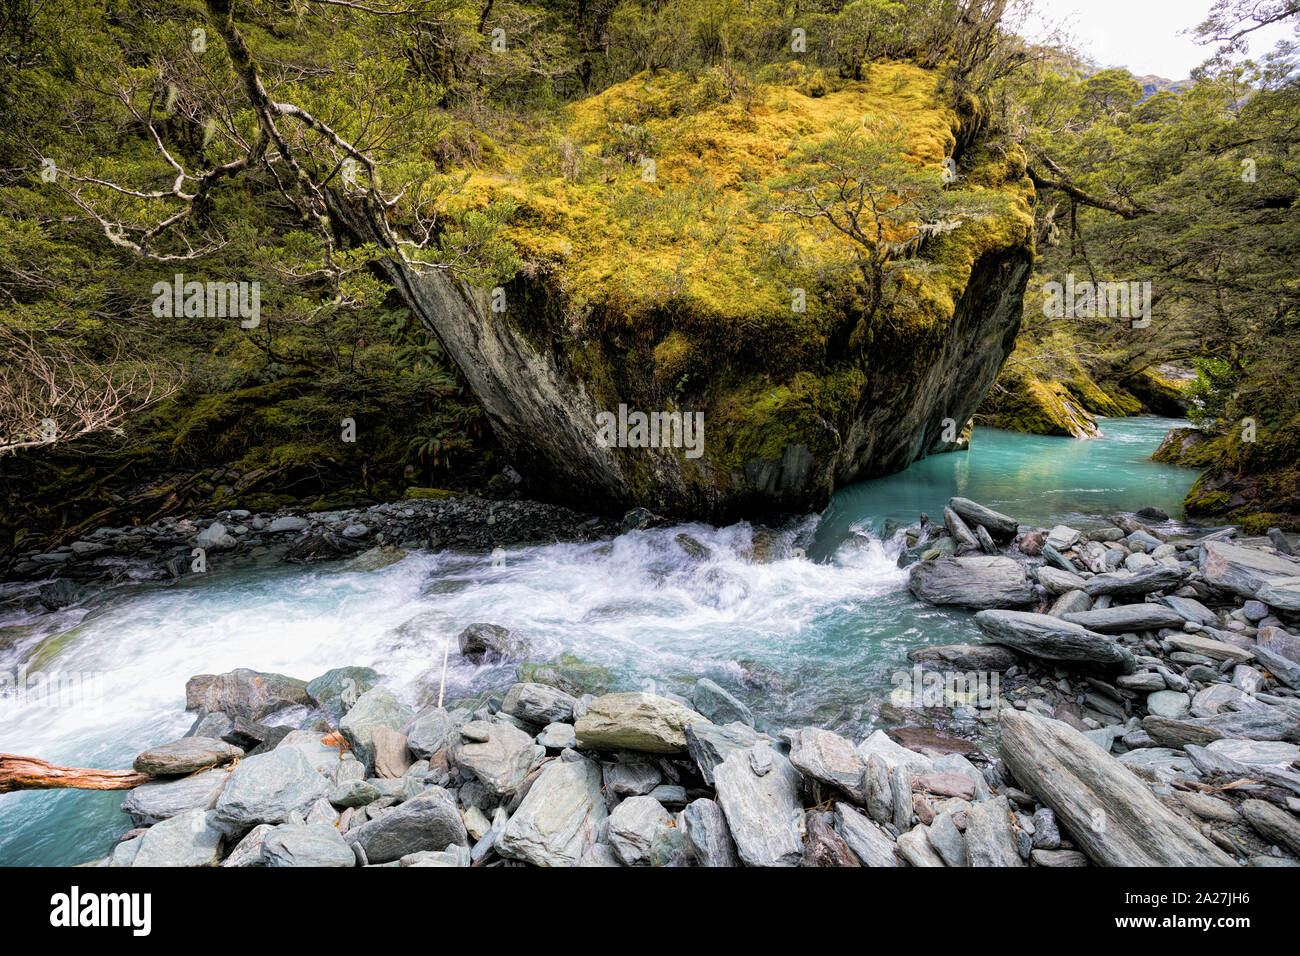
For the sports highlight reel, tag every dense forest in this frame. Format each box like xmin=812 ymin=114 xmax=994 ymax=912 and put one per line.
xmin=1 ymin=0 xmax=1297 ymax=554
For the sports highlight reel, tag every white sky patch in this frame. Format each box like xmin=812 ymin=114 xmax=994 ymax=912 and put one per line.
xmin=1020 ymin=0 xmax=1295 ymax=78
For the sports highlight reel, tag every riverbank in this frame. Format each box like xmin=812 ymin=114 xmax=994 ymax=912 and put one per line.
xmin=0 ymin=492 xmax=623 ymax=600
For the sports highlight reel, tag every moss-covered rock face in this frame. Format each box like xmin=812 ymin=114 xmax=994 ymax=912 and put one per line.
xmin=1156 ymin=416 xmax=1300 ymax=531
xmin=417 ymin=64 xmax=1034 ymax=520
xmin=980 ymin=370 xmax=1101 ymax=439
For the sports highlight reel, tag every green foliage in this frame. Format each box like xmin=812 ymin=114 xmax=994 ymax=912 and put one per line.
xmin=1185 ymin=357 xmax=1240 ymax=432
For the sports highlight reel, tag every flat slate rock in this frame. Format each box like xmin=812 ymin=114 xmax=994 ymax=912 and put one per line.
xmin=907 ymin=644 xmax=1020 ymax=670
xmin=338 ymin=686 xmax=415 ymax=774
xmin=1165 ymin=633 xmax=1255 ymax=663
xmin=998 ymin=710 xmax=1235 ymax=866
xmin=1257 ymin=576 xmax=1300 ymax=612
xmin=450 ymin=719 xmax=535 ymax=796
xmin=974 ymin=610 xmax=1135 ymax=671
xmin=948 ymin=497 xmax=1018 ymax=539
xmin=1083 ymin=565 xmax=1186 ymax=597
xmin=1254 ymin=631 xmax=1300 ymax=689
xmin=680 ymin=798 xmax=740 ymax=867
xmin=908 ymin=556 xmax=1036 ymax=609
xmin=1061 ymin=604 xmax=1186 ymax=633
xmin=1202 ymin=541 xmax=1300 ymax=599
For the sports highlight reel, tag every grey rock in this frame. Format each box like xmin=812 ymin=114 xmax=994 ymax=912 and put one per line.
xmin=345 ymin=788 xmax=466 ymax=864
xmin=692 ymin=677 xmax=753 ymax=726
xmin=213 ymin=747 xmax=331 ymax=830
xmin=574 ymin=692 xmax=708 ymax=753
xmin=450 ymin=719 xmax=535 ymax=796
xmin=339 ymin=686 xmax=415 ymax=774
xmin=998 ymin=710 xmax=1235 ymax=866
xmin=608 ymin=795 xmax=674 ymax=865
xmin=1046 ymin=525 xmax=1080 ymax=551
xmin=948 ymin=497 xmax=1018 ymax=539
xmin=121 ymin=768 xmax=230 ymax=826
xmin=944 ymin=505 xmax=980 ymax=549
xmin=909 ymin=556 xmax=1036 ymax=608
xmin=1146 ymin=690 xmax=1190 ymax=719
xmin=537 ymin=722 xmax=577 ymax=749
xmin=185 ymin=668 xmax=311 ymax=722
xmin=1254 ymin=631 xmax=1300 ymax=689
xmin=1061 ymin=604 xmax=1187 ymax=633
xmin=1031 ymin=848 xmax=1089 ymax=867
xmin=835 ymin=804 xmax=900 ymax=866
xmin=262 ymin=824 xmax=355 ymax=867
xmin=605 ymin=757 xmax=661 ymax=796
xmin=329 ymin=780 xmax=381 ymax=808
xmin=685 ymin=721 xmax=758 ymax=786
xmin=1049 ymin=589 xmax=1094 ymax=617
xmin=896 ymin=825 xmax=945 ymax=867
xmin=220 ymin=824 xmax=274 ymax=867
xmin=1202 ymin=541 xmax=1300 ymax=600
xmin=577 ymin=843 xmax=623 ymax=867
xmin=681 ymin=799 xmax=740 ymax=867
xmin=907 ymin=643 xmax=1020 ymax=670
xmin=496 ymin=756 xmax=608 ymax=867
xmin=503 ymin=681 xmax=578 ymax=725
xmin=1083 ymin=565 xmax=1186 ymax=598
xmin=458 ymin=622 xmax=530 ymax=663
xmin=132 ymin=809 xmax=224 ymax=867
xmin=306 ymin=666 xmax=379 ymax=723
xmin=1118 ymin=747 xmax=1201 ymax=784
xmin=713 ymin=745 xmax=803 ymax=867
xmin=1038 ymin=566 xmax=1087 ymax=595
xmin=1205 ymin=738 xmax=1299 ymax=773
xmin=1165 ymin=633 xmax=1255 ymax=663
xmin=268 ymin=516 xmax=310 ymax=533
xmin=974 ymin=610 xmax=1135 ymax=671
xmin=1031 ymin=807 xmax=1060 ymax=849
xmin=1240 ymin=799 xmax=1300 ymax=855
xmin=787 ymin=727 xmax=866 ymax=803
xmin=927 ymin=811 xmax=968 ymax=866
xmin=404 ymin=706 xmax=456 ymax=759
xmin=1161 ymin=595 xmax=1219 ymax=625
xmin=963 ymin=795 xmax=1023 ymax=866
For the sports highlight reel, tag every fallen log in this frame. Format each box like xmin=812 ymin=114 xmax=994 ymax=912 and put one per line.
xmin=0 ymin=753 xmax=153 ymax=794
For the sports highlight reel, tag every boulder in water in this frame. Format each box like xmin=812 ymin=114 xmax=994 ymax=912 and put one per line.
xmin=908 ymin=556 xmax=1036 ymax=608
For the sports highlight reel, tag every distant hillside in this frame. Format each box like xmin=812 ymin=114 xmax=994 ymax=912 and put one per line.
xmin=1136 ymin=74 xmax=1192 ymax=99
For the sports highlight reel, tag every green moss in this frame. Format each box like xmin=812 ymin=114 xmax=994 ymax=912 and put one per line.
xmin=979 ymin=371 xmax=1099 ymax=438
xmin=403 ymin=487 xmax=463 ymax=500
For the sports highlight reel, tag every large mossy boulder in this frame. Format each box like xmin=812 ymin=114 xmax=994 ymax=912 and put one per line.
xmin=413 ymin=63 xmax=1033 ymax=521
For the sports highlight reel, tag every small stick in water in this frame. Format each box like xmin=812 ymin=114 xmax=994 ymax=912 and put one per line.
xmin=437 ymin=635 xmax=451 ymax=709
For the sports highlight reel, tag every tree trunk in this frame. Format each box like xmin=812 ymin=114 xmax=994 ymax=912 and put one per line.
xmin=0 ymin=753 xmax=153 ymax=794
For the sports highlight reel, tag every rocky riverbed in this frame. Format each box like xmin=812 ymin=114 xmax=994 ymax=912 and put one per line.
xmin=69 ymin=497 xmax=1300 ymax=867
xmin=1 ymin=493 xmax=622 ymax=609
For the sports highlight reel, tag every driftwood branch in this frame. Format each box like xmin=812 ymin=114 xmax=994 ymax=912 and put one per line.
xmin=0 ymin=754 xmax=154 ymax=794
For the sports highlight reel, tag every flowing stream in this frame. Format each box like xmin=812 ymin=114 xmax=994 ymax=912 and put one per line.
xmin=0 ymin=417 xmax=1197 ymax=865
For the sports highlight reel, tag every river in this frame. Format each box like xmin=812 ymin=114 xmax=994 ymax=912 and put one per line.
xmin=0 ymin=417 xmax=1197 ymax=865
